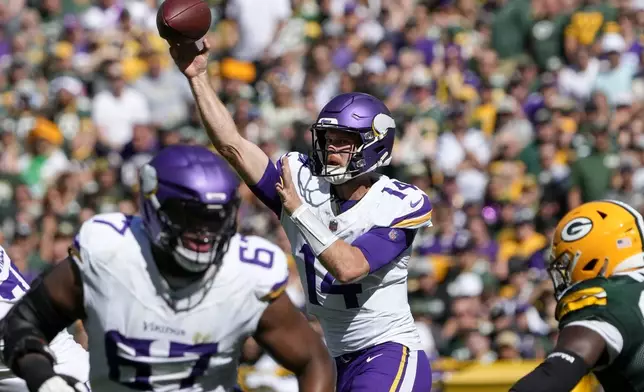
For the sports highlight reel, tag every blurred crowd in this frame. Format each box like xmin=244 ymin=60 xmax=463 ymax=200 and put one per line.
xmin=1 ymin=0 xmax=642 ymax=389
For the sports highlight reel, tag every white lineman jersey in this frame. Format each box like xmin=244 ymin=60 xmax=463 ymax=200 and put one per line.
xmin=70 ymin=213 xmax=289 ymax=392
xmin=0 ymin=246 xmax=90 ymax=392
xmin=279 ymin=153 xmax=433 ymax=357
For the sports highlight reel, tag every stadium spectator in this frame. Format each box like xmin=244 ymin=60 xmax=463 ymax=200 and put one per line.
xmin=4 ymin=0 xmax=644 ymax=390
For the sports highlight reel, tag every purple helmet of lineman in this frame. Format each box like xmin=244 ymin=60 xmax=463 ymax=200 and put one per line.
xmin=310 ymin=92 xmax=396 ymax=184
xmin=139 ymin=145 xmax=240 ymax=273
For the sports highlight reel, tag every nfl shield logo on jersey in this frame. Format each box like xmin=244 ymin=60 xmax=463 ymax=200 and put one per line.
xmin=329 ymin=220 xmax=338 ymax=232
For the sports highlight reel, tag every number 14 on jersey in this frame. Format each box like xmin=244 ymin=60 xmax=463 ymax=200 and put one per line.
xmin=299 ymin=244 xmax=362 ymax=309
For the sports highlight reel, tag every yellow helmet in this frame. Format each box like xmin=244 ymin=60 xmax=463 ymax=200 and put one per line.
xmin=549 ymin=200 xmax=644 ymax=298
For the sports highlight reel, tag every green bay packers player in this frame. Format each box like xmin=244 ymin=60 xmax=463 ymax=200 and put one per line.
xmin=511 ymin=199 xmax=644 ymax=392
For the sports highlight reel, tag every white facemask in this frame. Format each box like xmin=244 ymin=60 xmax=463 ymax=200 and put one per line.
xmin=323 ymin=164 xmax=353 ymax=185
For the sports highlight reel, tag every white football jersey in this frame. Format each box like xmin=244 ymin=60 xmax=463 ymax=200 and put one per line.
xmin=0 ymin=246 xmax=90 ymax=392
xmin=70 ymin=213 xmax=288 ymax=392
xmin=279 ymin=153 xmax=433 ymax=357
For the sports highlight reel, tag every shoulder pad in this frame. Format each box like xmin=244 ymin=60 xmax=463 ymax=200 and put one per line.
xmin=70 ymin=213 xmax=135 ymax=267
xmin=276 ymin=152 xmax=327 ymax=205
xmin=375 ymin=178 xmax=433 ymax=229
xmin=236 ymin=235 xmax=289 ymax=302
xmin=556 ymin=280 xmax=608 ymax=321
xmin=276 ymin=152 xmax=309 ymax=177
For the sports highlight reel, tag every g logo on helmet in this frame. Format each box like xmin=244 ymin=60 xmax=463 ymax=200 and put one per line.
xmin=561 ymin=217 xmax=593 ymax=242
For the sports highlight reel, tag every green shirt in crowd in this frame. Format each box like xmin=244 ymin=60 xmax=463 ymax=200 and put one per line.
xmin=570 ymin=152 xmax=616 ymax=202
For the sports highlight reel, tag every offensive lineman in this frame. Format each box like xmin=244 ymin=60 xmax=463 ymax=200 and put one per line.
xmin=169 ymin=40 xmax=433 ymax=391
xmin=0 ymin=145 xmax=335 ymax=391
xmin=512 ymin=200 xmax=644 ymax=392
xmin=0 ymin=247 xmax=90 ymax=392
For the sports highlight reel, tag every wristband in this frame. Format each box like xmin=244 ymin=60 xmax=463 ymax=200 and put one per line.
xmin=290 ymin=205 xmax=338 ymax=256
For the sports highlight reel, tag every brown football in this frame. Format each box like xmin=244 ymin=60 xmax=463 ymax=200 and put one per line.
xmin=156 ymin=0 xmax=212 ymax=43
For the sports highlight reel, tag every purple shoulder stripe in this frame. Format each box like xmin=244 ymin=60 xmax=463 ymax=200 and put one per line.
xmin=262 ymin=275 xmax=288 ymax=301
xmin=69 ymin=234 xmax=82 ymax=262
xmin=275 ymin=154 xmax=285 ymax=177
xmin=72 ymin=234 xmax=81 ymax=251
xmin=270 ymin=276 xmax=288 ymax=293
xmin=0 ymin=252 xmax=30 ymax=300
xmin=390 ymin=194 xmax=432 ymax=227
xmin=297 ymin=153 xmax=310 ymax=166
xmin=249 ymin=160 xmax=282 ymax=216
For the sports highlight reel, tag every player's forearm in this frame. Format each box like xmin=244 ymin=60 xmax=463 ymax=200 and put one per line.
xmin=189 ymin=74 xmax=270 ymax=185
xmin=295 ymin=349 xmax=336 ymax=392
xmin=289 ymin=205 xmax=368 ymax=283
xmin=189 ymin=73 xmax=242 ymax=151
xmin=297 ymin=367 xmax=336 ymax=391
xmin=510 ymin=350 xmax=590 ymax=392
xmin=318 ymin=241 xmax=369 ymax=284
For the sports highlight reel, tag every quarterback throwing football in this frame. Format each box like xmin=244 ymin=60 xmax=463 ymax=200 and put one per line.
xmin=169 ymin=40 xmax=433 ymax=391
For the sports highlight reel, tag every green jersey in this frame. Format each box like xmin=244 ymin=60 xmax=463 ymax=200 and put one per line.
xmin=557 ymin=271 xmax=644 ymax=391
xmin=491 ymin=0 xmax=532 ymax=59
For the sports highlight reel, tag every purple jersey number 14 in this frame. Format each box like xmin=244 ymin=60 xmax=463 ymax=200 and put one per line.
xmin=381 ymin=180 xmax=417 ymax=200
xmin=300 ymin=244 xmax=362 ymax=309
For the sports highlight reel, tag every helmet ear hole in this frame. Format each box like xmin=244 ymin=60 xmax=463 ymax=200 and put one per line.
xmin=584 ymin=258 xmax=599 ymax=271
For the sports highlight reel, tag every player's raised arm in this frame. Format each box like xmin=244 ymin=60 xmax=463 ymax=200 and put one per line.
xmin=510 ymin=325 xmax=605 ymax=392
xmin=167 ymin=40 xmax=283 ymax=215
xmin=1 ymin=257 xmax=86 ymax=392
xmin=253 ymin=293 xmax=336 ymax=392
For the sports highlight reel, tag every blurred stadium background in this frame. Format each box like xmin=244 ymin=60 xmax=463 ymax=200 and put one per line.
xmin=2 ymin=0 xmax=639 ymax=390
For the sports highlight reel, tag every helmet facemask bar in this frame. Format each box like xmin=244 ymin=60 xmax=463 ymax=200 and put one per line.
xmin=548 ymin=252 xmax=573 ymax=300
xmin=548 ymin=249 xmax=609 ymax=300
xmin=156 ymin=198 xmax=239 ymax=273
xmin=310 ymin=124 xmax=374 ymax=183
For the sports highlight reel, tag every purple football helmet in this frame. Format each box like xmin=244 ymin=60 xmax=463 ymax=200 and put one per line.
xmin=140 ymin=145 xmax=240 ymax=273
xmin=310 ymin=92 xmax=396 ymax=184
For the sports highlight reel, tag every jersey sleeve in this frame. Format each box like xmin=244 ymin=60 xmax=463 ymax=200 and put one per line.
xmin=0 ymin=246 xmax=31 ymax=302
xmin=352 ymin=181 xmax=430 ymax=273
xmin=557 ymin=280 xmax=624 ymax=365
xmin=249 ymin=160 xmax=282 ymax=217
xmin=238 ymin=236 xmax=289 ymax=303
xmin=248 ymin=152 xmax=307 ymax=218
xmin=352 ymin=227 xmax=416 ymax=273
xmin=374 ymin=181 xmax=433 ymax=230
xmin=69 ymin=213 xmax=133 ymax=307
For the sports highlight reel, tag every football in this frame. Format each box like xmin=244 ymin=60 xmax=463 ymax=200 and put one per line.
xmin=156 ymin=0 xmax=212 ymax=44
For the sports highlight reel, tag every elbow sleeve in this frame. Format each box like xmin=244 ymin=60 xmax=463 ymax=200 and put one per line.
xmin=1 ymin=276 xmax=76 ymax=375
